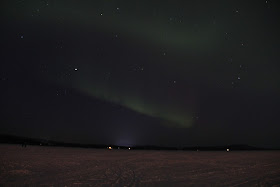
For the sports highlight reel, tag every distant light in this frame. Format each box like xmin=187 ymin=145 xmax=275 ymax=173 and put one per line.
xmin=20 ymin=35 xmax=24 ymax=39
xmin=74 ymin=68 xmax=78 ymax=71
xmin=128 ymin=147 xmax=131 ymax=150
xmin=227 ymin=148 xmax=230 ymax=152
xmin=108 ymin=146 xmax=112 ymax=150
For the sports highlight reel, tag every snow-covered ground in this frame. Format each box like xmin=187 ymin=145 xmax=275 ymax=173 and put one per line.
xmin=1 ymin=144 xmax=280 ymax=186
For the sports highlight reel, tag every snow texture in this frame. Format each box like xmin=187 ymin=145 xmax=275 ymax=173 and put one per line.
xmin=1 ymin=145 xmax=280 ymax=186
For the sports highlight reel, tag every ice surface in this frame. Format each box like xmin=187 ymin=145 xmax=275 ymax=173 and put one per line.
xmin=0 ymin=144 xmax=280 ymax=186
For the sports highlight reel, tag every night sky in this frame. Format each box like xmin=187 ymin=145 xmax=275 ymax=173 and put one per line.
xmin=1 ymin=0 xmax=280 ymax=147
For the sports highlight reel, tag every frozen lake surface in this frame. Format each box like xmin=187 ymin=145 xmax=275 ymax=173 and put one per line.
xmin=1 ymin=144 xmax=280 ymax=186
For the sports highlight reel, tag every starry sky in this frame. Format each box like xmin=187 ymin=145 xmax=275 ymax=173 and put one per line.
xmin=1 ymin=0 xmax=280 ymax=147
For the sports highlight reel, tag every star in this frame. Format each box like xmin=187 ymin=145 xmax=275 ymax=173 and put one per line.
xmin=74 ymin=68 xmax=78 ymax=71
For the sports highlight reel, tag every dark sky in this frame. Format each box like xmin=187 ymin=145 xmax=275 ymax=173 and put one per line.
xmin=1 ymin=0 xmax=280 ymax=147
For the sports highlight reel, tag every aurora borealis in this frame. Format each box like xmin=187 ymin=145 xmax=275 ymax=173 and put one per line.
xmin=1 ymin=0 xmax=280 ymax=147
